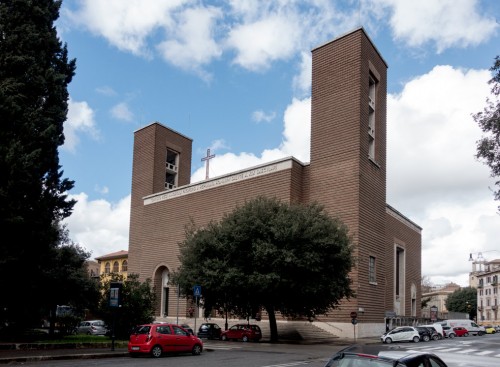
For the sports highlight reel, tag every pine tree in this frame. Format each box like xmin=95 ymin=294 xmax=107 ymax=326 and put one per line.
xmin=0 ymin=0 xmax=76 ymax=328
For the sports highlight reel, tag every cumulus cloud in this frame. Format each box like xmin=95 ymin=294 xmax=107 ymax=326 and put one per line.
xmin=63 ymin=193 xmax=131 ymax=259
xmin=156 ymin=5 xmax=223 ymax=79
xmin=386 ymin=65 xmax=500 ymax=285
xmin=376 ymin=0 xmax=499 ymax=52
xmin=63 ymin=98 xmax=99 ymax=153
xmin=64 ymin=0 xmax=188 ymax=56
xmin=111 ymin=102 xmax=135 ymax=122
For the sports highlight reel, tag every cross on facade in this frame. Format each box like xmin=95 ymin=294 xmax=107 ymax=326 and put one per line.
xmin=201 ymin=148 xmax=215 ymax=180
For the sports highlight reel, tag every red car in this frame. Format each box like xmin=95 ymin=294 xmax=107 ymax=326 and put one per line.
xmin=220 ymin=324 xmax=262 ymax=342
xmin=453 ymin=327 xmax=469 ymax=337
xmin=128 ymin=323 xmax=203 ymax=358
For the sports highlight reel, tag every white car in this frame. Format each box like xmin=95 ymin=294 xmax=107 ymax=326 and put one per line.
xmin=381 ymin=326 xmax=421 ymax=344
xmin=76 ymin=320 xmax=108 ymax=336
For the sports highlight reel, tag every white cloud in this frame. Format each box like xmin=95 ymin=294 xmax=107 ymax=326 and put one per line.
xmin=111 ymin=102 xmax=134 ymax=122
xmin=252 ymin=110 xmax=276 ymax=123
xmin=96 ymin=86 xmax=117 ymax=96
xmin=64 ymin=0 xmax=188 ymax=56
xmin=386 ymin=65 xmax=500 ymax=286
xmin=156 ymin=5 xmax=223 ymax=80
xmin=63 ymin=193 xmax=131 ymax=259
xmin=293 ymin=51 xmax=312 ymax=96
xmin=64 ymin=98 xmax=99 ymax=153
xmin=376 ymin=0 xmax=499 ymax=52
xmin=226 ymin=14 xmax=301 ymax=71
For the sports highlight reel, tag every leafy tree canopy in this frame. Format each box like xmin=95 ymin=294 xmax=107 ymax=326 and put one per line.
xmin=172 ymin=196 xmax=354 ymax=342
xmin=0 ymin=0 xmax=76 ymax=327
xmin=445 ymin=287 xmax=477 ymax=320
xmin=474 ymin=56 xmax=500 ymax=208
xmin=98 ymin=274 xmax=156 ymax=339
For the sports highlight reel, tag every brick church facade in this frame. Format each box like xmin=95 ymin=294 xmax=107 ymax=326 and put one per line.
xmin=128 ymin=28 xmax=422 ymax=337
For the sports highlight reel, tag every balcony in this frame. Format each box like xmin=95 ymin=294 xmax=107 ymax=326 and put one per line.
xmin=477 ymin=283 xmax=484 ymax=288
xmin=492 ymin=305 xmax=498 ymax=311
xmin=477 ymin=307 xmax=483 ymax=311
xmin=491 ymin=281 xmax=498 ymax=286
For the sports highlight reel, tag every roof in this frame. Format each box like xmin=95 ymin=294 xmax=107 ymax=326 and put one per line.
xmin=95 ymin=250 xmax=128 ymax=261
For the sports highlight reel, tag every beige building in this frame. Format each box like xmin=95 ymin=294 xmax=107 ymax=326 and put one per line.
xmin=95 ymin=250 xmax=129 ymax=281
xmin=128 ymin=28 xmax=422 ymax=338
xmin=475 ymin=259 xmax=500 ymax=325
xmin=421 ymin=283 xmax=461 ymax=320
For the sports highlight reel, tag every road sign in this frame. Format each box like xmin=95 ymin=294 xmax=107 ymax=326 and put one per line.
xmin=351 ymin=318 xmax=358 ymax=325
xmin=350 ymin=311 xmax=358 ymax=319
xmin=193 ymin=285 xmax=202 ymax=297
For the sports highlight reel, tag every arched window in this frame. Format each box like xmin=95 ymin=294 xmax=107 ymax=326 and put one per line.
xmin=104 ymin=262 xmax=110 ymax=274
xmin=113 ymin=261 xmax=119 ymax=273
xmin=122 ymin=260 xmax=128 ymax=272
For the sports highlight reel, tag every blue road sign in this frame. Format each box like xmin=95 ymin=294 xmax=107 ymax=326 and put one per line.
xmin=193 ymin=285 xmax=202 ymax=297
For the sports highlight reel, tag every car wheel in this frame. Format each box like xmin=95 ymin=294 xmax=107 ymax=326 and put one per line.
xmin=191 ymin=344 xmax=202 ymax=355
xmin=478 ymin=331 xmax=484 ymax=336
xmin=384 ymin=337 xmax=392 ymax=344
xmin=448 ymin=333 xmax=455 ymax=339
xmin=242 ymin=335 xmax=249 ymax=342
xmin=221 ymin=334 xmax=228 ymax=341
xmin=151 ymin=345 xmax=162 ymax=358
xmin=413 ymin=336 xmax=420 ymax=343
xmin=432 ymin=335 xmax=439 ymax=341
xmin=423 ymin=335 xmax=430 ymax=342
xmin=464 ymin=332 xmax=469 ymax=337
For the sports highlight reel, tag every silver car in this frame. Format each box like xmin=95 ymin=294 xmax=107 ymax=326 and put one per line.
xmin=76 ymin=320 xmax=108 ymax=335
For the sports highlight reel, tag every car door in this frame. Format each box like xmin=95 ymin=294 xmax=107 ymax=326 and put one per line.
xmin=171 ymin=325 xmax=192 ymax=352
xmin=388 ymin=328 xmax=402 ymax=341
xmin=397 ymin=327 xmax=412 ymax=341
xmin=155 ymin=325 xmax=176 ymax=352
xmin=226 ymin=325 xmax=239 ymax=339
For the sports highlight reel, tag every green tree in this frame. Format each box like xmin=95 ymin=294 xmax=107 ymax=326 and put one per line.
xmin=172 ymin=196 xmax=354 ymax=342
xmin=474 ymin=56 xmax=500 ymax=207
xmin=0 ymin=0 xmax=76 ymax=328
xmin=445 ymin=287 xmax=477 ymax=320
xmin=42 ymin=225 xmax=100 ymax=336
xmin=98 ymin=274 xmax=156 ymax=339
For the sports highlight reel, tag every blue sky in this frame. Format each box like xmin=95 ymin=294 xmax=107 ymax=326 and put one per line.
xmin=57 ymin=0 xmax=500 ymax=287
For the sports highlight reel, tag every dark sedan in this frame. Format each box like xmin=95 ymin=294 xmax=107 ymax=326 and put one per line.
xmin=324 ymin=345 xmax=448 ymax=367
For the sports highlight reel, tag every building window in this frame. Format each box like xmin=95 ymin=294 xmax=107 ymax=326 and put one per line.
xmin=369 ymin=256 xmax=377 ymax=283
xmin=368 ymin=74 xmax=377 ymax=160
xmin=165 ymin=148 xmax=178 ymax=190
xmin=113 ymin=261 xmax=119 ymax=273
xmin=122 ymin=260 xmax=128 ymax=272
xmin=104 ymin=262 xmax=110 ymax=274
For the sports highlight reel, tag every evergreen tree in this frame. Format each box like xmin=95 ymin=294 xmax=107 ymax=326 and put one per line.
xmin=0 ymin=0 xmax=76 ymax=328
xmin=445 ymin=287 xmax=477 ymax=320
xmin=474 ymin=56 xmax=500 ymax=208
xmin=172 ymin=196 xmax=354 ymax=342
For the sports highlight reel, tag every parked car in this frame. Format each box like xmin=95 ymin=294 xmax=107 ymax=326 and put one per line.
xmin=453 ymin=327 xmax=469 ymax=337
xmin=180 ymin=323 xmax=194 ymax=335
xmin=439 ymin=319 xmax=485 ymax=336
xmin=197 ymin=322 xmax=222 ymax=339
xmin=415 ymin=326 xmax=432 ymax=341
xmin=128 ymin=323 xmax=203 ymax=358
xmin=442 ymin=326 xmax=456 ymax=338
xmin=324 ymin=345 xmax=449 ymax=367
xmin=424 ymin=326 xmax=440 ymax=340
xmin=220 ymin=324 xmax=262 ymax=342
xmin=76 ymin=320 xmax=108 ymax=336
xmin=380 ymin=326 xmax=420 ymax=344
xmin=484 ymin=325 xmax=496 ymax=334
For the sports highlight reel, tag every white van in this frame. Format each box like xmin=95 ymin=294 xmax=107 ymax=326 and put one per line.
xmin=440 ymin=319 xmax=485 ymax=336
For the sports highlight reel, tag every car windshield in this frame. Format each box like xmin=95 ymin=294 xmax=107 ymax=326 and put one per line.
xmin=325 ymin=354 xmax=401 ymax=367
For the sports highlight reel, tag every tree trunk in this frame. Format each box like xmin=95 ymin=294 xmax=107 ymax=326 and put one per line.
xmin=265 ymin=304 xmax=278 ymax=342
